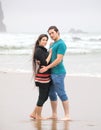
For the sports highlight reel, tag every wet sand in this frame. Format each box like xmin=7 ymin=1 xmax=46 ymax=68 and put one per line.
xmin=0 ymin=72 xmax=101 ymax=130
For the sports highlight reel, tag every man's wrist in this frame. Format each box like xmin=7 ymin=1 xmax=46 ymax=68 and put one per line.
xmin=47 ymin=65 xmax=50 ymax=70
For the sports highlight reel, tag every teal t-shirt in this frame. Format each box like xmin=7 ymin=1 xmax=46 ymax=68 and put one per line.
xmin=50 ymin=39 xmax=67 ymax=74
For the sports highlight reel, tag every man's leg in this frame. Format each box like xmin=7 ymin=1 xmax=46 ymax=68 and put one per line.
xmin=50 ymin=101 xmax=57 ymax=119
xmin=62 ymin=100 xmax=70 ymax=120
xmin=49 ymin=75 xmax=58 ymax=119
xmin=53 ymin=74 xmax=70 ymax=120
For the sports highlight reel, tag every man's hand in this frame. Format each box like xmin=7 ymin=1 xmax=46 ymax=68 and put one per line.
xmin=39 ymin=66 xmax=48 ymax=73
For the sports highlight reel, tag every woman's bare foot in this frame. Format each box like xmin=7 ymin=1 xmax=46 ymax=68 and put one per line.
xmin=30 ymin=113 xmax=36 ymax=119
xmin=35 ymin=115 xmax=47 ymax=120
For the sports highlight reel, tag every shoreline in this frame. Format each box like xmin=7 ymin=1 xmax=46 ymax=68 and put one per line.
xmin=0 ymin=54 xmax=101 ymax=78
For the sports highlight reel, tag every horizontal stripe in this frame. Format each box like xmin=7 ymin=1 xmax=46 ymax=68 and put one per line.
xmin=35 ymin=73 xmax=51 ymax=84
xmin=35 ymin=77 xmax=50 ymax=81
xmin=35 ymin=74 xmax=50 ymax=77
xmin=35 ymin=79 xmax=51 ymax=83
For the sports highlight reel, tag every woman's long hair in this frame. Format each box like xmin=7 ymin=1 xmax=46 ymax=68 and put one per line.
xmin=32 ymin=34 xmax=48 ymax=75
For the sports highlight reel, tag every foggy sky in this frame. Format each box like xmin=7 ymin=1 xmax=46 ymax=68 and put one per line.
xmin=1 ymin=0 xmax=101 ymax=33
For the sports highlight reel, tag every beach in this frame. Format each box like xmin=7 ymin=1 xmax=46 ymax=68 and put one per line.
xmin=0 ymin=32 xmax=101 ymax=129
xmin=0 ymin=71 xmax=101 ymax=130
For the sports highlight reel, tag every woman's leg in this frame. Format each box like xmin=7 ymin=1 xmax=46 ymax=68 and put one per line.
xmin=30 ymin=107 xmax=37 ymax=119
xmin=30 ymin=84 xmax=50 ymax=119
xmin=36 ymin=85 xmax=50 ymax=119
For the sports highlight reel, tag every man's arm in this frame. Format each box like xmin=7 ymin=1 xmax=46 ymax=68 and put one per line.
xmin=46 ymin=48 xmax=52 ymax=64
xmin=40 ymin=54 xmax=63 ymax=73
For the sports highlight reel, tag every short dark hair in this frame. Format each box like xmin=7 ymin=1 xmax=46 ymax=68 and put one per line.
xmin=47 ymin=26 xmax=59 ymax=33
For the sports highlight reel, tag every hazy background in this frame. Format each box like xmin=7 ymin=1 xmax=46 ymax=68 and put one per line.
xmin=1 ymin=0 xmax=101 ymax=33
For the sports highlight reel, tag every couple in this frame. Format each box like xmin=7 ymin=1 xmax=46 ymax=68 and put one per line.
xmin=30 ymin=26 xmax=70 ymax=121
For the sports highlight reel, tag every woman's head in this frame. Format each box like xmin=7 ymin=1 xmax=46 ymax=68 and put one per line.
xmin=32 ymin=34 xmax=48 ymax=74
xmin=35 ymin=34 xmax=48 ymax=47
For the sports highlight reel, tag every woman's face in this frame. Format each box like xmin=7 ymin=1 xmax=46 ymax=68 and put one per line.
xmin=39 ymin=36 xmax=48 ymax=47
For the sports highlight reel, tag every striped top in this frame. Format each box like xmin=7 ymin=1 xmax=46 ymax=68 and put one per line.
xmin=35 ymin=73 xmax=51 ymax=84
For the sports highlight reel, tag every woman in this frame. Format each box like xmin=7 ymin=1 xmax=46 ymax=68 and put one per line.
xmin=30 ymin=34 xmax=52 ymax=120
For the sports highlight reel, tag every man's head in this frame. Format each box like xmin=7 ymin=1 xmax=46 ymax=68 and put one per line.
xmin=47 ymin=26 xmax=60 ymax=41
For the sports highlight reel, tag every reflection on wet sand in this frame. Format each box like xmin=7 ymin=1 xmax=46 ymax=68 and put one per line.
xmin=1 ymin=72 xmax=101 ymax=130
xmin=31 ymin=119 xmax=70 ymax=130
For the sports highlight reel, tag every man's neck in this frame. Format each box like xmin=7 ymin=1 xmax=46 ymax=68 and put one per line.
xmin=54 ymin=36 xmax=60 ymax=42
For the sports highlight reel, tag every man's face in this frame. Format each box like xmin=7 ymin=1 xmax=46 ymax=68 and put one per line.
xmin=48 ymin=29 xmax=59 ymax=41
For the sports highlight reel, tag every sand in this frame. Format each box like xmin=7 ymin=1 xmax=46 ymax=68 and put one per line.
xmin=0 ymin=71 xmax=101 ymax=130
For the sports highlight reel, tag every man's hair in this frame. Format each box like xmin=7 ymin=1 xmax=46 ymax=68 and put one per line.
xmin=47 ymin=26 xmax=59 ymax=33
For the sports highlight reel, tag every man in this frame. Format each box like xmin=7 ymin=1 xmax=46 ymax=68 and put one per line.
xmin=40 ymin=26 xmax=70 ymax=120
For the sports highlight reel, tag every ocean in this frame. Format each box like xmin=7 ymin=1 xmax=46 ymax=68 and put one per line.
xmin=0 ymin=32 xmax=101 ymax=77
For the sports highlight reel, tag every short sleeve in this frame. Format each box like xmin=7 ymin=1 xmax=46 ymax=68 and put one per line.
xmin=57 ymin=43 xmax=67 ymax=55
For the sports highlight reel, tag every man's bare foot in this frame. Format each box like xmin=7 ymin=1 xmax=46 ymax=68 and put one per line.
xmin=61 ymin=116 xmax=71 ymax=121
xmin=47 ymin=114 xmax=57 ymax=119
xmin=47 ymin=116 xmax=57 ymax=119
